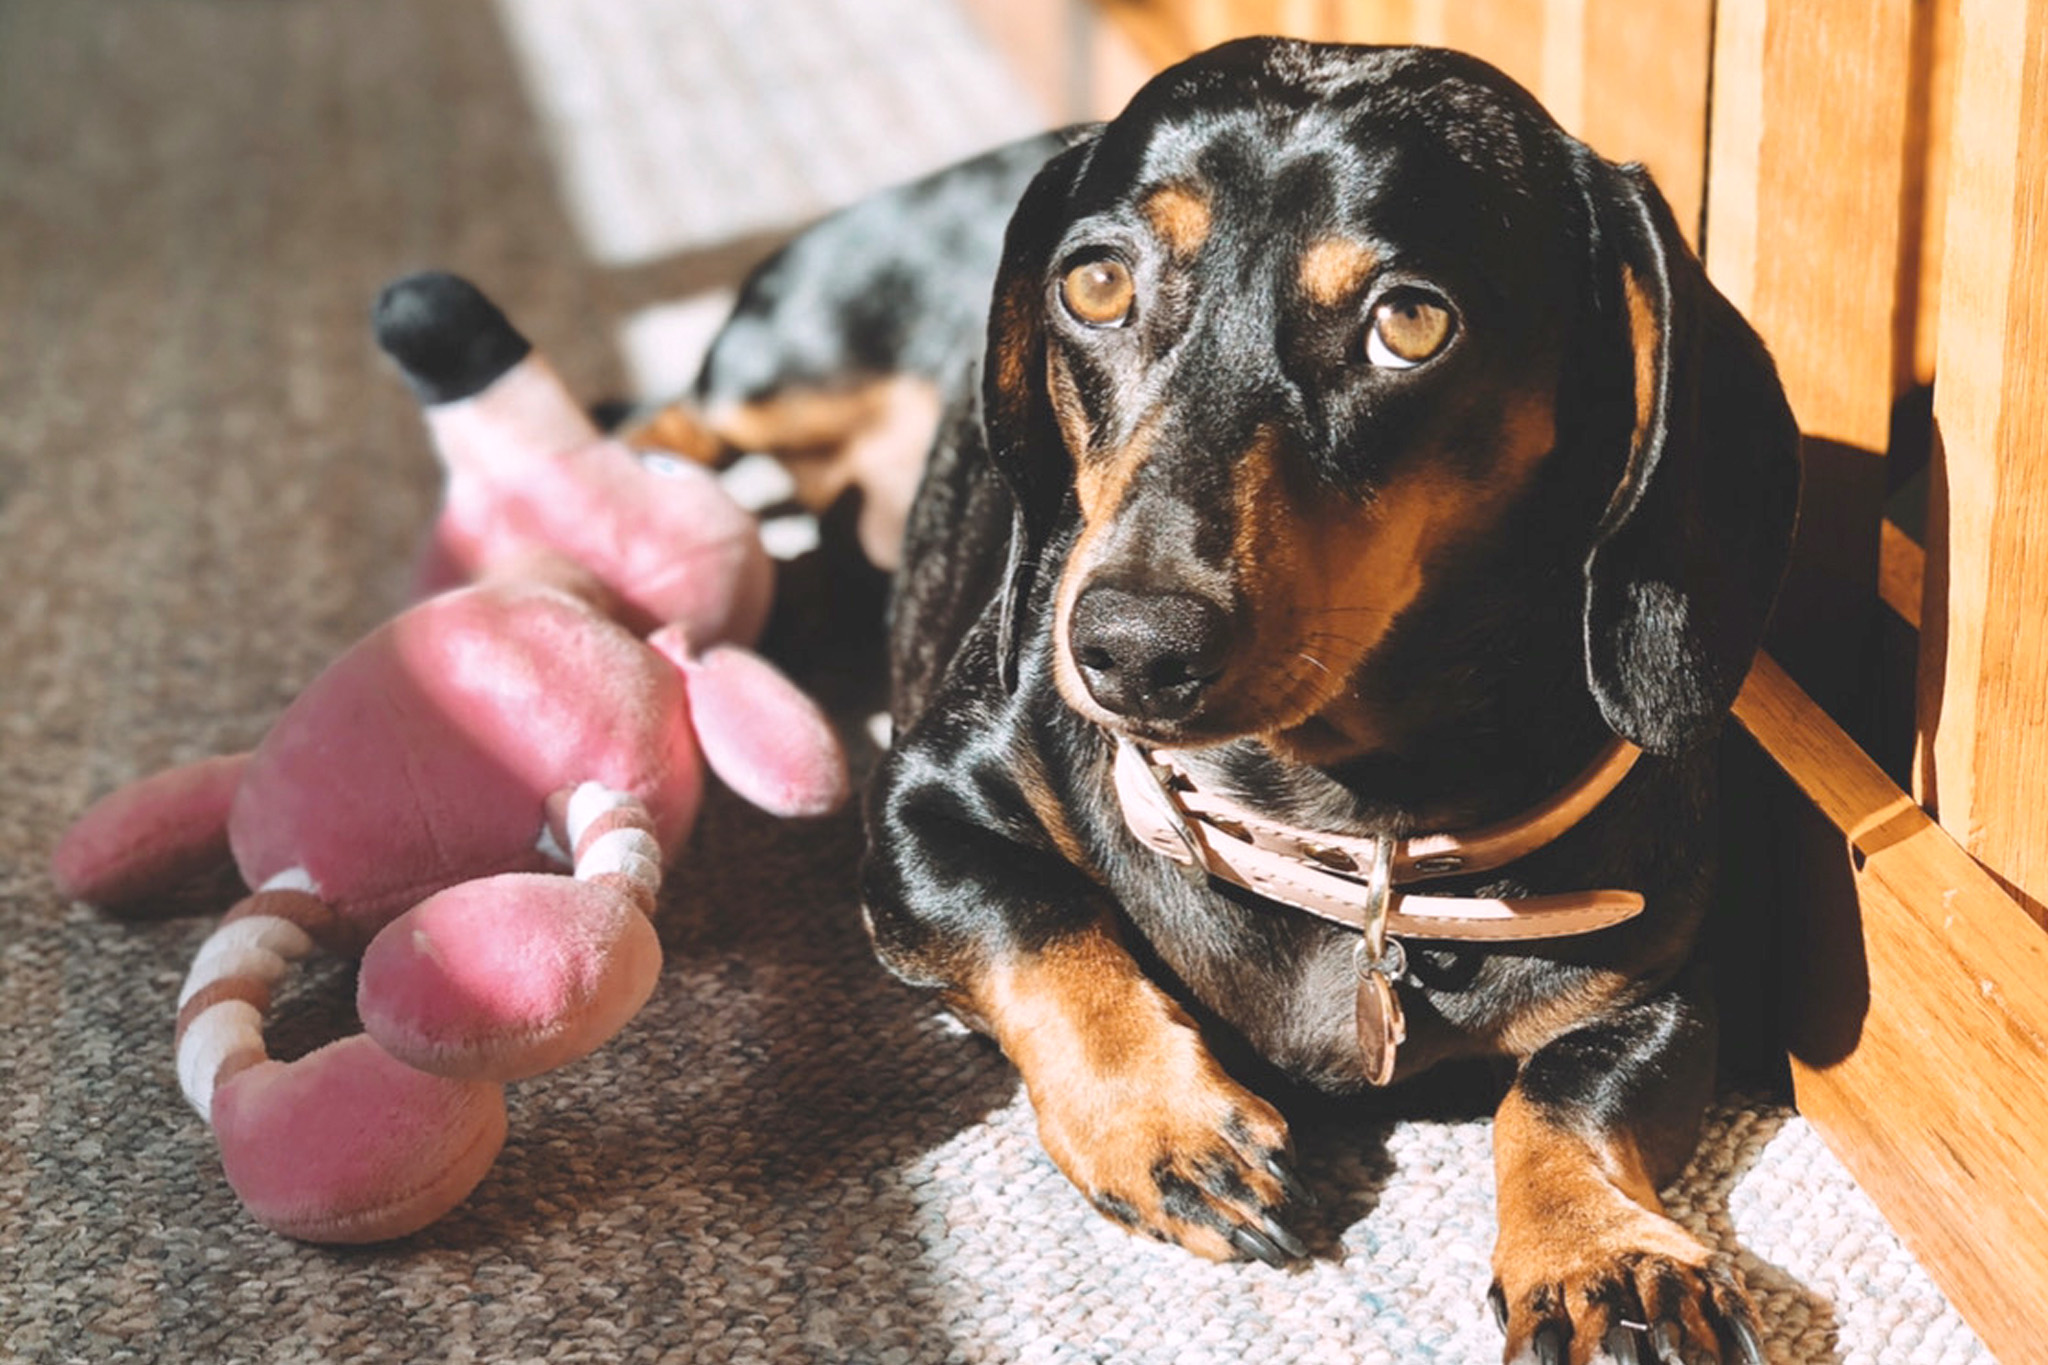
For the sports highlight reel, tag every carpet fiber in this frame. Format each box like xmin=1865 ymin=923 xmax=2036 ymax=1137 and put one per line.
xmin=0 ymin=2 xmax=1993 ymax=1361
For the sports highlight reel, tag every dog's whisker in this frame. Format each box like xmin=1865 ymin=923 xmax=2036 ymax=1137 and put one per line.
xmin=1296 ymin=630 xmax=1372 ymax=655
xmin=1300 ymin=603 xmax=1396 ymax=619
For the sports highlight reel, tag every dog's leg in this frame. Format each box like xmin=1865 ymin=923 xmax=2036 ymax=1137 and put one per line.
xmin=1489 ymin=974 xmax=1764 ymax=1365
xmin=620 ymin=376 xmax=940 ymax=571
xmin=863 ymin=795 xmax=1307 ymax=1264
xmin=971 ymin=918 xmax=1309 ymax=1264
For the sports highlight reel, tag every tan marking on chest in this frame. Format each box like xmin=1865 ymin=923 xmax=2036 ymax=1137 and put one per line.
xmin=1011 ymin=743 xmax=1096 ymax=872
xmin=1488 ymin=969 xmax=1637 ymax=1058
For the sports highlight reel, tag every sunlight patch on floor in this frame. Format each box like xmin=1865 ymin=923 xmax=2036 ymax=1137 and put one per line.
xmin=495 ymin=0 xmax=1049 ymax=267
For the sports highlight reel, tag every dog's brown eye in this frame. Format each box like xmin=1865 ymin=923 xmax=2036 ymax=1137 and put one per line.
xmin=1061 ymin=260 xmax=1136 ymax=327
xmin=1367 ymin=292 xmax=1453 ymax=368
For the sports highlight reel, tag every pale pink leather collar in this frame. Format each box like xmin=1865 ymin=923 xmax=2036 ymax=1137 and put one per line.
xmin=1113 ymin=737 xmax=1646 ymax=943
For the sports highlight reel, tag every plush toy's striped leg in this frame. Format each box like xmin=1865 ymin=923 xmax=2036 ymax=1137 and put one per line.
xmin=558 ymin=782 xmax=664 ymax=915
xmin=172 ymin=869 xmax=509 ymax=1243
xmin=173 ymin=869 xmax=332 ymax=1119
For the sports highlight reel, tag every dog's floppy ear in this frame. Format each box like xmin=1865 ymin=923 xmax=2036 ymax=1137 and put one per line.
xmin=1580 ymin=161 xmax=1802 ymax=755
xmin=983 ymin=128 xmax=1101 ymax=689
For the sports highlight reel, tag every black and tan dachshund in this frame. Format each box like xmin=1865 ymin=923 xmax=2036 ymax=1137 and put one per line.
xmin=641 ymin=38 xmax=1799 ymax=1365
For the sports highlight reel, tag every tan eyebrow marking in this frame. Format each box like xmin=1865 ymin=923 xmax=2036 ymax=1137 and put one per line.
xmin=1298 ymin=236 xmax=1380 ymax=307
xmin=1141 ymin=184 xmax=1212 ymax=259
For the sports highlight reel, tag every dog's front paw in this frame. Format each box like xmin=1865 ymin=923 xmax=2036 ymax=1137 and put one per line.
xmin=1490 ymin=1219 xmax=1764 ymax=1365
xmin=1025 ymin=1038 xmax=1309 ymax=1266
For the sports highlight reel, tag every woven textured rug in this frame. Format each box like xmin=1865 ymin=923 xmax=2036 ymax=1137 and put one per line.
xmin=0 ymin=2 xmax=1993 ymax=1361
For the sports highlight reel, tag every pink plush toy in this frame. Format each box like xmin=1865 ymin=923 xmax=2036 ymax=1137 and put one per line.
xmin=50 ymin=273 xmax=849 ymax=1244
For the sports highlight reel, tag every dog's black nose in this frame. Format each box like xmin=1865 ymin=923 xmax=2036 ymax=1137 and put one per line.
xmin=1069 ymin=585 xmax=1233 ymax=721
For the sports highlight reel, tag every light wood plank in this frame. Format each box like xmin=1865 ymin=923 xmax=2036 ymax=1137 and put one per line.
xmin=1878 ymin=519 xmax=1925 ymax=630
xmin=1091 ymin=0 xmax=1200 ymax=70
xmin=1702 ymin=0 xmax=1923 ymax=721
xmin=1705 ymin=0 xmax=1920 ymax=450
xmin=1274 ymin=0 xmax=1332 ymax=37
xmin=1735 ymin=653 xmax=2048 ymax=1365
xmin=1915 ymin=0 xmax=2048 ymax=925
xmin=1329 ymin=0 xmax=1413 ymax=40
xmin=1572 ymin=0 xmax=1711 ymax=244
xmin=1406 ymin=1 xmax=1549 ymax=101
xmin=1907 ymin=0 xmax=1960 ymax=385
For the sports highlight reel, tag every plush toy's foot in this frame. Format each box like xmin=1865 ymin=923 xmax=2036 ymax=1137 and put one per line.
xmin=373 ymin=271 xmax=532 ymax=405
xmin=213 ymin=1035 xmax=507 ymax=1244
xmin=174 ymin=878 xmax=506 ymax=1242
xmin=359 ymin=873 xmax=663 ymax=1082
xmin=359 ymin=785 xmax=665 ymax=1082
xmin=52 ymin=752 xmax=250 ymax=913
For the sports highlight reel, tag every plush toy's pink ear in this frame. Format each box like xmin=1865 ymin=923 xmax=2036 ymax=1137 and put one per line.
xmin=51 ymin=754 xmax=250 ymax=913
xmin=650 ymin=630 xmax=849 ymax=818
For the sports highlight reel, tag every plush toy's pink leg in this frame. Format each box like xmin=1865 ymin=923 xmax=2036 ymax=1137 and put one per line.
xmin=52 ymin=753 xmax=250 ymax=914
xmin=177 ymin=872 xmax=506 ymax=1243
xmin=647 ymin=629 xmax=850 ymax=819
xmin=357 ymin=785 xmax=665 ymax=1083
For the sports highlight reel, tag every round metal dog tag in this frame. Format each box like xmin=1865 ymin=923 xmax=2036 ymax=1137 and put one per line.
xmin=1356 ymin=967 xmax=1402 ymax=1086
xmin=1355 ymin=932 xmax=1408 ymax=1087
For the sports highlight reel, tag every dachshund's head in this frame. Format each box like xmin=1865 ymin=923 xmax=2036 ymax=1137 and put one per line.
xmin=984 ymin=40 xmax=1799 ymax=760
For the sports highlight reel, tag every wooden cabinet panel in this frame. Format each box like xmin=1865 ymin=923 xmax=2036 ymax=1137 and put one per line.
xmin=1737 ymin=655 xmax=2048 ymax=1365
xmin=1916 ymin=0 xmax=2048 ymax=926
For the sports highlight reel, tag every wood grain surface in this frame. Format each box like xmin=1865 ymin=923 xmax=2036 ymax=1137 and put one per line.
xmin=1915 ymin=0 xmax=2048 ymax=927
xmin=1738 ymin=653 xmax=2048 ymax=1365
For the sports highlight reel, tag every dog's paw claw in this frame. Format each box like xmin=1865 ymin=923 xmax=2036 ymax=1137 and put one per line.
xmin=1227 ymin=1222 xmax=1294 ymax=1267
xmin=1493 ymin=1251 xmax=1765 ymax=1365
xmin=1601 ymin=1322 xmax=1646 ymax=1365
xmin=1035 ymin=1061 xmax=1307 ymax=1265
xmin=1262 ymin=1153 xmax=1316 ymax=1208
xmin=1527 ymin=1320 xmax=1569 ymax=1365
xmin=1259 ymin=1211 xmax=1310 ymax=1260
xmin=1703 ymin=1269 xmax=1767 ymax=1365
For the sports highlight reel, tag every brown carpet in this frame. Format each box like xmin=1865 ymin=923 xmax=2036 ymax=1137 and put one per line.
xmin=0 ymin=3 xmax=1991 ymax=1361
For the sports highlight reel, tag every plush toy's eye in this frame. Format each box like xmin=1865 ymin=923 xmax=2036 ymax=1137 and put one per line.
xmin=1061 ymin=259 xmax=1136 ymax=327
xmin=1365 ymin=289 xmax=1455 ymax=368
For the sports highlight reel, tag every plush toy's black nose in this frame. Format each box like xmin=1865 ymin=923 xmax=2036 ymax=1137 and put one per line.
xmin=373 ymin=271 xmax=531 ymax=405
xmin=1068 ymin=585 xmax=1233 ymax=722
